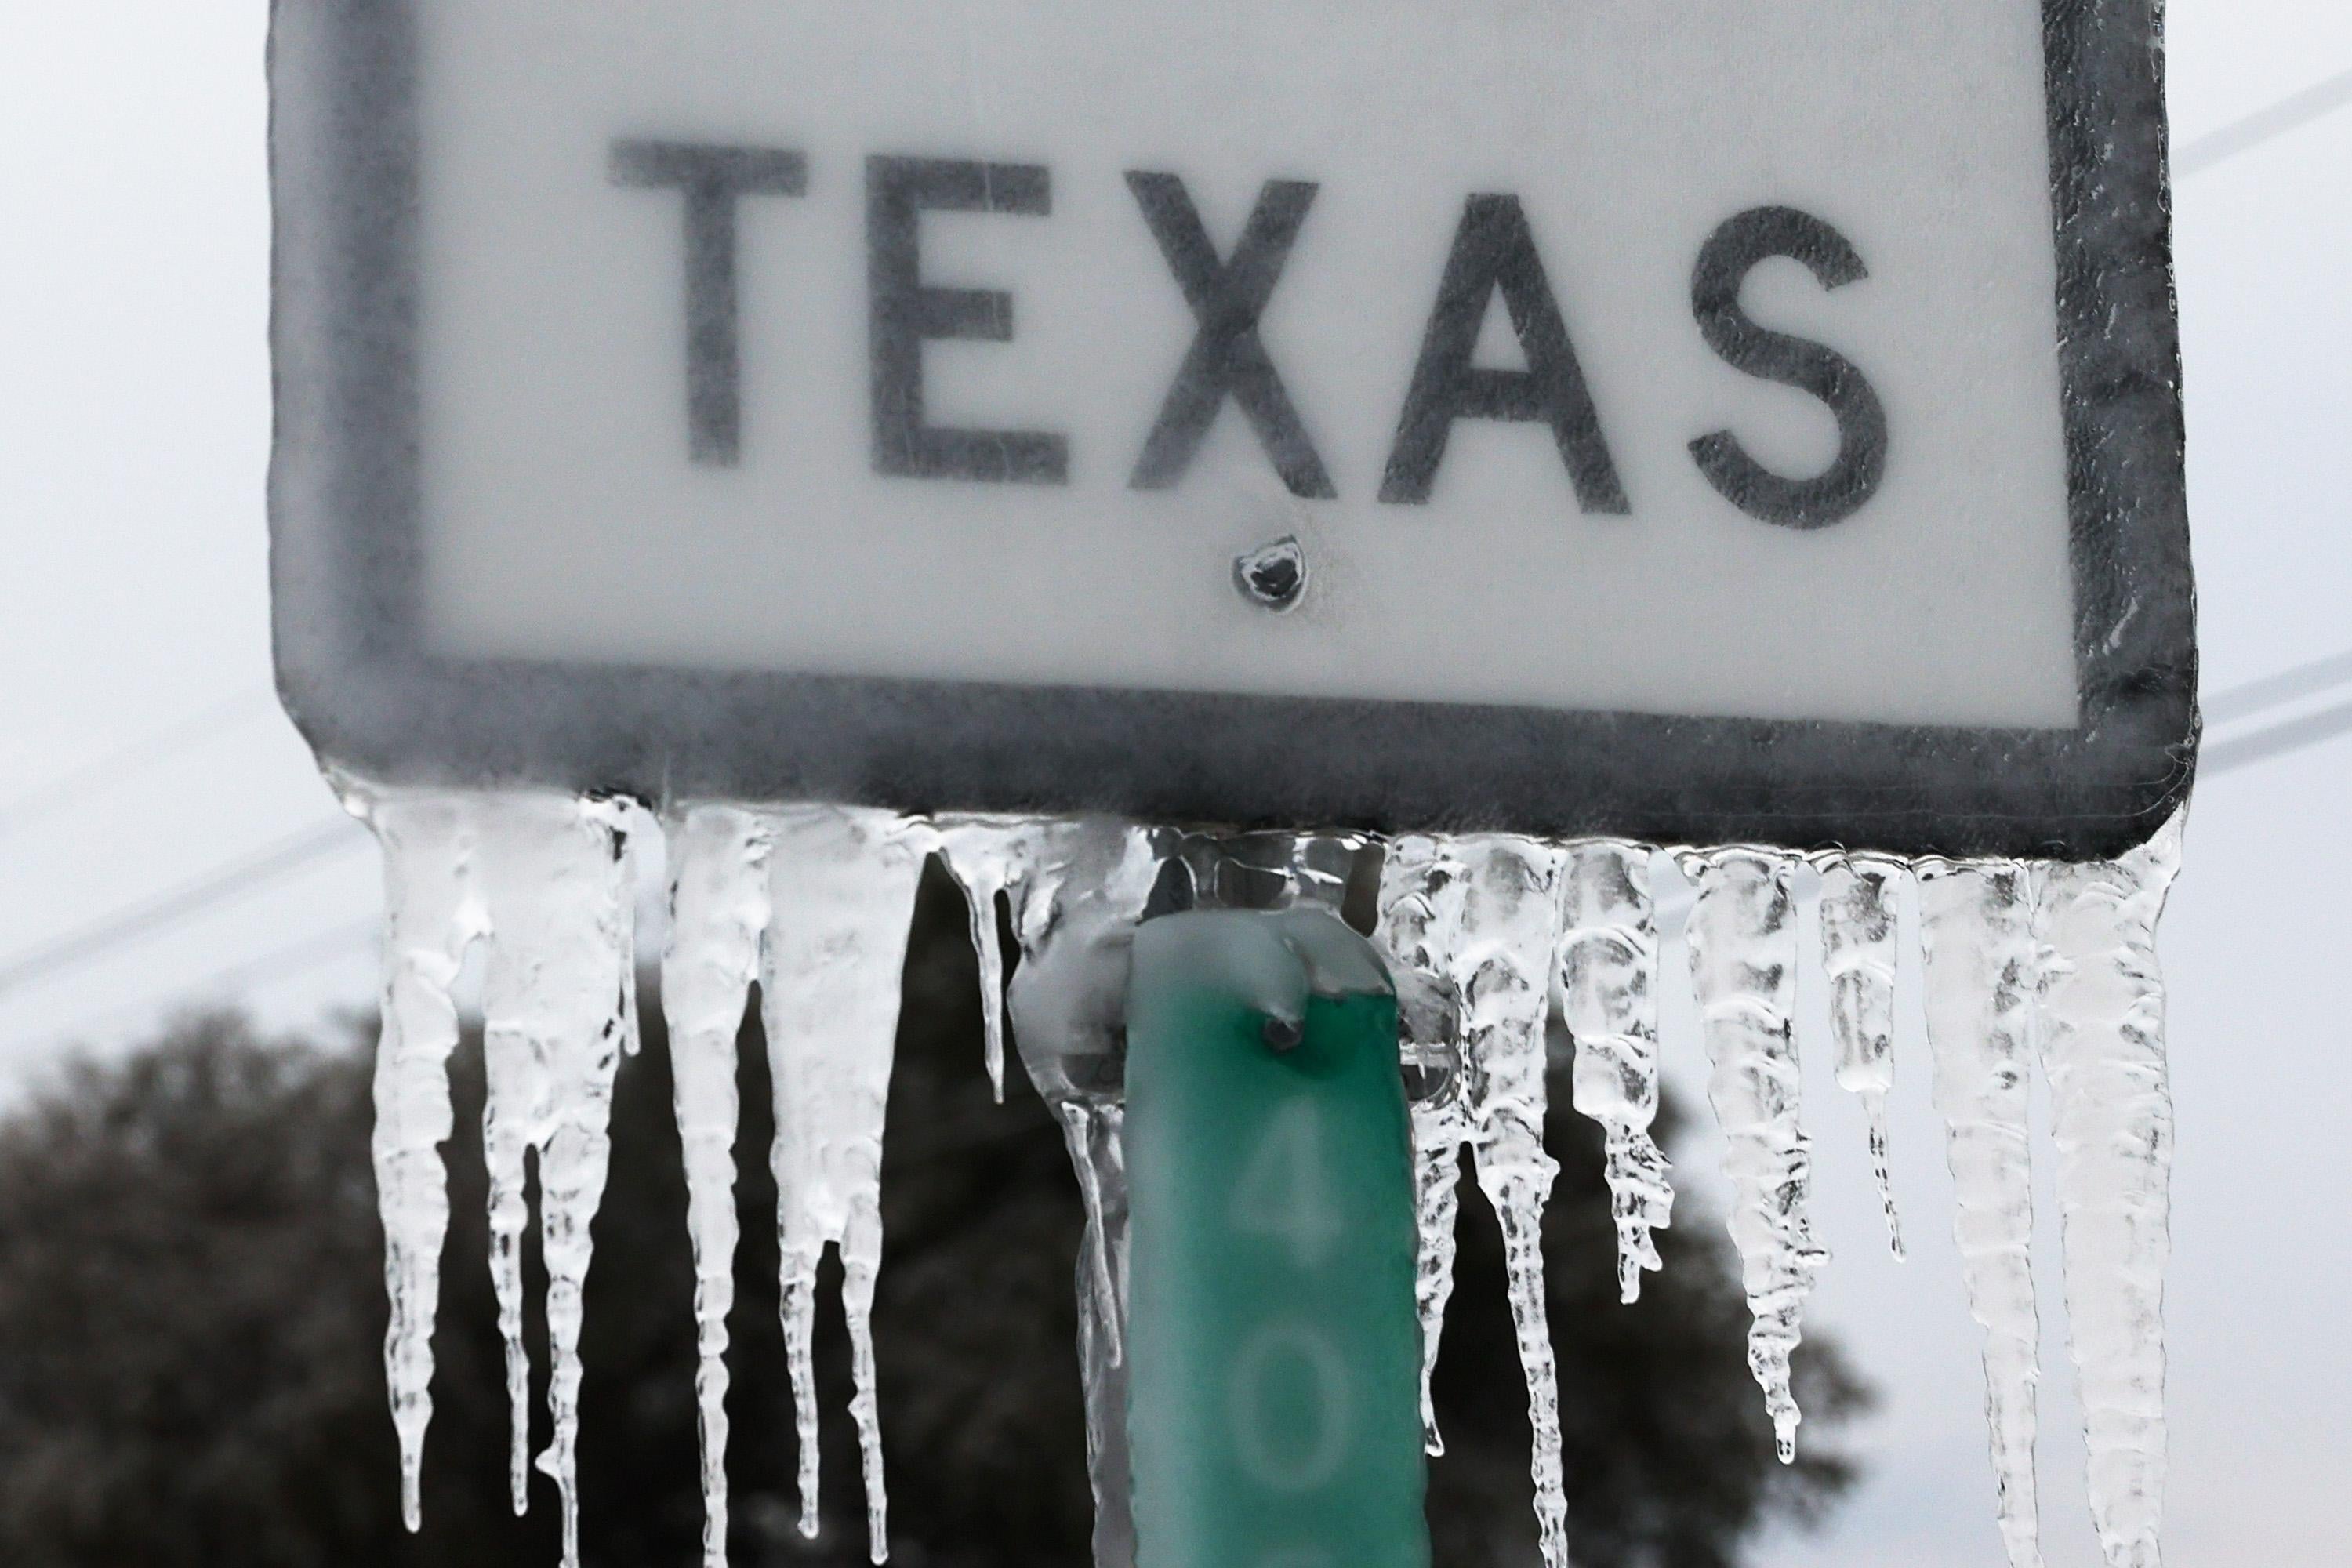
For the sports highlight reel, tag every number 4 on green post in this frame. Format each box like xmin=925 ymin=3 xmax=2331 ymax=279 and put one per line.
xmin=1125 ymin=909 xmax=1430 ymax=1568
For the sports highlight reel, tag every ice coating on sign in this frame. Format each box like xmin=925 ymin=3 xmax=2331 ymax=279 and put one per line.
xmin=361 ymin=793 xmax=488 ymax=1533
xmin=1681 ymin=848 xmax=1824 ymax=1464
xmin=2035 ymin=817 xmax=2183 ymax=1568
xmin=662 ymin=807 xmax=774 ymax=1568
xmin=1817 ymin=854 xmax=1906 ymax=1258
xmin=761 ymin=805 xmax=932 ymax=1562
xmin=1376 ymin=835 xmax=1573 ymax=1568
xmin=474 ymin=795 xmax=640 ymax=1568
xmin=1557 ymin=842 xmax=1673 ymax=1302
xmin=1918 ymin=858 xmax=2045 ymax=1568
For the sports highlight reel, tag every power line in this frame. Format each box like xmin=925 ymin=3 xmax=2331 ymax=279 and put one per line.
xmin=24 ymin=915 xmax=383 ymax=1058
xmin=2196 ymin=644 xmax=2352 ymax=777
xmin=2201 ymin=648 xmax=2352 ymax=725
xmin=0 ymin=815 xmax=368 ymax=1000
xmin=205 ymin=914 xmax=382 ymax=995
xmin=2204 ymin=694 xmax=2352 ymax=776
xmin=0 ymin=690 xmax=274 ymax=846
xmin=2176 ymin=64 xmax=2352 ymax=177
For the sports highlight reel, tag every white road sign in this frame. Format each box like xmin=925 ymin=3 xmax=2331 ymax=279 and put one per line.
xmin=270 ymin=0 xmax=2194 ymax=858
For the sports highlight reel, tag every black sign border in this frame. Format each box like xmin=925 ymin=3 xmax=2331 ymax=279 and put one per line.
xmin=269 ymin=0 xmax=2196 ymax=862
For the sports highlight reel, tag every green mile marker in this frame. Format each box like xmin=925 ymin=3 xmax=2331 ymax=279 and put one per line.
xmin=1123 ymin=909 xmax=1430 ymax=1568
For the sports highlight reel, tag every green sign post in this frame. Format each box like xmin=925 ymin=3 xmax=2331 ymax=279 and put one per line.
xmin=1124 ymin=909 xmax=1429 ymax=1568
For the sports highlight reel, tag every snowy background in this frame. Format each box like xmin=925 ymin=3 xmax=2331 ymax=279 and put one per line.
xmin=1 ymin=3 xmax=2347 ymax=1564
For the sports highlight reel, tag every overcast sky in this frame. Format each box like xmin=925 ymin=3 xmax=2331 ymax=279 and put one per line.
xmin=2 ymin=4 xmax=2349 ymax=1565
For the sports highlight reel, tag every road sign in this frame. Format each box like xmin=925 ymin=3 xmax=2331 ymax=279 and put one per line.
xmin=1125 ymin=909 xmax=1425 ymax=1568
xmin=271 ymin=0 xmax=2194 ymax=858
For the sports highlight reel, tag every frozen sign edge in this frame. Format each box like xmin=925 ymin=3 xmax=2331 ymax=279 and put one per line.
xmin=267 ymin=0 xmax=2194 ymax=862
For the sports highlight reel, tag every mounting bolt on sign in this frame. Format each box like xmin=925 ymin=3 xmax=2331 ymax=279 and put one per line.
xmin=1124 ymin=909 xmax=1428 ymax=1568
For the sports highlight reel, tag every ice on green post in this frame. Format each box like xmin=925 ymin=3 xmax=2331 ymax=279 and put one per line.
xmin=1124 ymin=909 xmax=1429 ymax=1568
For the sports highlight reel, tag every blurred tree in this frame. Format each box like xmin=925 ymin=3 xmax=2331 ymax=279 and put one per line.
xmin=0 ymin=860 xmax=1863 ymax=1567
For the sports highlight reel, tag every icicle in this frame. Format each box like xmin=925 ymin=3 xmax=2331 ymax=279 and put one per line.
xmin=1005 ymin=821 xmax=1162 ymax=1347
xmin=1377 ymin=834 xmax=1572 ymax=1568
xmin=663 ymin=807 xmax=775 ymax=1568
xmin=1275 ymin=832 xmax=1363 ymax=913
xmin=2036 ymin=815 xmax=2183 ymax=1568
xmin=360 ymin=792 xmax=488 ymax=1533
xmin=1067 ymin=1109 xmax=1137 ymax=1568
xmin=470 ymin=794 xmax=641 ymax=1568
xmin=937 ymin=818 xmax=1058 ymax=1103
xmin=481 ymin=949 xmax=546 ymax=1518
xmin=1057 ymin=1091 xmax=1135 ymax=1568
xmin=1681 ymin=847 xmax=1824 ymax=1464
xmin=1196 ymin=828 xmax=1366 ymax=913
xmin=1373 ymin=835 xmax=1472 ymax=1456
xmin=1454 ymin=838 xmax=1571 ymax=1567
xmin=1004 ymin=820 xmax=1167 ymax=1568
xmin=1406 ymin=1096 xmax=1467 ymax=1456
xmin=1817 ymin=853 xmax=1907 ymax=1258
xmin=762 ymin=805 xmax=931 ymax=1563
xmin=1918 ymin=858 xmax=2045 ymax=1568
xmin=1058 ymin=1099 xmax=1129 ymax=1359
xmin=1557 ymin=841 xmax=1672 ymax=1302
